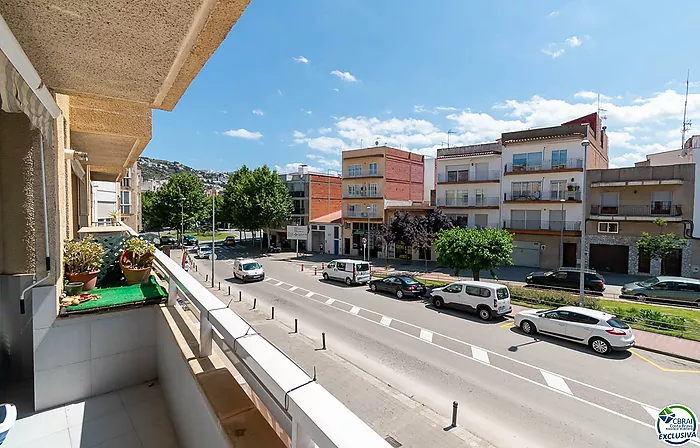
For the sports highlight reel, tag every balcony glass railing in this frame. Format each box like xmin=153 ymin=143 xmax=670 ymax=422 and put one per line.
xmin=437 ymin=170 xmax=500 ymax=183
xmin=119 ymin=224 xmax=389 ymax=448
xmin=503 ymin=220 xmax=581 ymax=231
xmin=344 ymin=209 xmax=381 ymax=218
xmin=590 ymin=203 xmax=682 ymax=217
xmin=504 ymin=191 xmax=581 ymax=201
xmin=505 ymin=158 xmax=584 ymax=173
xmin=343 ymin=189 xmax=383 ymax=198
xmin=346 ymin=169 xmax=383 ymax=178
xmin=437 ymin=197 xmax=499 ymax=207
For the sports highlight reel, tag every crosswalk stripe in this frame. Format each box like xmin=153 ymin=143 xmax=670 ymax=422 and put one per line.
xmin=419 ymin=329 xmax=433 ymax=342
xmin=380 ymin=316 xmax=392 ymax=326
xmin=325 ymin=298 xmax=335 ymax=305
xmin=289 ymin=286 xmax=298 ymax=292
xmin=350 ymin=306 xmax=361 ymax=315
xmin=472 ymin=347 xmax=490 ymax=364
xmin=642 ymin=405 xmax=660 ymax=421
xmin=275 ymin=281 xmax=284 ymax=286
xmin=541 ymin=371 xmax=572 ymax=395
xmin=305 ymin=292 xmax=314 ymax=298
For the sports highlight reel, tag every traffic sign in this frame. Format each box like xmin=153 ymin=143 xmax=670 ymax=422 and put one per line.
xmin=362 ymin=237 xmax=367 ymax=246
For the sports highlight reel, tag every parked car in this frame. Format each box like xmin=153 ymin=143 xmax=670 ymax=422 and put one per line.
xmin=369 ymin=275 xmax=429 ymax=299
xmin=430 ymin=281 xmax=512 ymax=321
xmin=322 ymin=259 xmax=371 ymax=285
xmin=160 ymin=235 xmax=177 ymax=246
xmin=514 ymin=306 xmax=635 ymax=355
xmin=233 ymin=258 xmax=265 ymax=282
xmin=223 ymin=236 xmax=236 ymax=247
xmin=183 ymin=235 xmax=198 ymax=246
xmin=525 ymin=268 xmax=606 ymax=292
xmin=621 ymin=276 xmax=700 ymax=305
xmin=196 ymin=246 xmax=213 ymax=259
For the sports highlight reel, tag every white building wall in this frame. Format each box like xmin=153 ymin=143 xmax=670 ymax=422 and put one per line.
xmin=91 ymin=181 xmax=118 ymax=224
xmin=694 ymin=147 xmax=700 ymax=238
xmin=423 ymin=157 xmax=435 ymax=202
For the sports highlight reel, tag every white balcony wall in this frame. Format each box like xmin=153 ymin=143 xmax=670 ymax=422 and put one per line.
xmin=501 ymin=138 xmax=586 ymax=172
xmin=505 ymin=202 xmax=584 ymax=224
xmin=436 ymin=154 xmax=501 ymax=183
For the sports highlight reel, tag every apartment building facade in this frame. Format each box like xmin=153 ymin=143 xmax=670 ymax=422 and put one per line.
xmin=341 ymin=146 xmax=424 ymax=257
xmin=435 ymin=142 xmax=502 ymax=229
xmin=119 ymin=164 xmax=141 ymax=231
xmin=500 ymin=113 xmax=608 ymax=268
xmin=586 ymin=164 xmax=700 ymax=278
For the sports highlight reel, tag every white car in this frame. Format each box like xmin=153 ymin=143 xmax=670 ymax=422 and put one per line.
xmin=322 ymin=259 xmax=371 ymax=285
xmin=430 ymin=281 xmax=512 ymax=321
xmin=196 ymin=246 xmax=213 ymax=259
xmin=514 ymin=306 xmax=635 ymax=355
xmin=233 ymin=258 xmax=265 ymax=282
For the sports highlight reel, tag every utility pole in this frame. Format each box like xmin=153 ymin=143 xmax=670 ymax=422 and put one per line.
xmin=681 ymin=70 xmax=692 ymax=157
xmin=211 ymin=190 xmax=215 ymax=288
xmin=559 ymin=199 xmax=565 ymax=267
xmin=579 ymin=139 xmax=590 ymax=306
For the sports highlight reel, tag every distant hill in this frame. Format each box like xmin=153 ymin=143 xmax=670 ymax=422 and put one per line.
xmin=138 ymin=157 xmax=230 ymax=188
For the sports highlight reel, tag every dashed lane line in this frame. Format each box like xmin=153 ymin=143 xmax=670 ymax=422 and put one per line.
xmin=289 ymin=286 xmax=298 ymax=292
xmin=260 ymin=276 xmax=695 ymax=441
xmin=305 ymin=291 xmax=315 ymax=298
xmin=350 ymin=306 xmax=361 ymax=315
xmin=325 ymin=298 xmax=336 ymax=305
xmin=471 ymin=347 xmax=490 ymax=364
xmin=630 ymin=349 xmax=700 ymax=374
xmin=275 ymin=281 xmax=284 ymax=286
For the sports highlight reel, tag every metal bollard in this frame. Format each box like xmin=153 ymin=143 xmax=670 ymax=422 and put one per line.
xmin=271 ymin=306 xmax=275 ymax=319
xmin=322 ymin=262 xmax=325 ymax=269
xmin=321 ymin=332 xmax=326 ymax=350
xmin=205 ymin=274 xmax=208 ymax=283
xmin=228 ymin=285 xmax=231 ymax=295
xmin=218 ymin=281 xmax=221 ymax=290
xmin=451 ymin=401 xmax=458 ymax=428
xmin=301 ymin=264 xmax=304 ymax=272
xmin=253 ymin=298 xmax=257 ymax=309
xmin=314 ymin=267 xmax=317 ymax=276
xmin=294 ymin=318 xmax=298 ymax=333
xmin=239 ymin=291 xmax=242 ymax=302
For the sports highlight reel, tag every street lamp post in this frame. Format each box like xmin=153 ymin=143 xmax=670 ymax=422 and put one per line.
xmin=211 ymin=191 xmax=215 ymax=288
xmin=366 ymin=205 xmax=371 ymax=261
xmin=579 ymin=139 xmax=590 ymax=306
xmin=180 ymin=198 xmax=184 ymax=247
xmin=559 ymin=198 xmax=565 ymax=268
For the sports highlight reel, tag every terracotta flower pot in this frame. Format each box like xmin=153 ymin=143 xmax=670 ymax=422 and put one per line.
xmin=67 ymin=271 xmax=99 ymax=291
xmin=121 ymin=266 xmax=152 ymax=285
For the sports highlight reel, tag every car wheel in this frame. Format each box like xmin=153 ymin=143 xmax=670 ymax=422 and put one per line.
xmin=477 ymin=306 xmax=492 ymax=321
xmin=345 ymin=277 xmax=352 ymax=286
xmin=433 ymin=296 xmax=444 ymax=309
xmin=323 ymin=273 xmax=329 ymax=280
xmin=396 ymin=289 xmax=404 ymax=299
xmin=635 ymin=293 xmax=648 ymax=302
xmin=370 ymin=283 xmax=377 ymax=292
xmin=520 ymin=320 xmax=536 ymax=334
xmin=590 ymin=337 xmax=611 ymax=355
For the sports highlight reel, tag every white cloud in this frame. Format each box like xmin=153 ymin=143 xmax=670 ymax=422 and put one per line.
xmin=306 ymin=153 xmax=341 ymax=168
xmin=252 ymin=109 xmax=264 ymax=116
xmin=293 ymin=130 xmax=306 ymax=141
xmin=548 ymin=11 xmax=560 ymax=18
xmin=331 ymin=70 xmax=358 ymax=82
xmin=275 ymin=162 xmax=323 ymax=174
xmin=294 ymin=56 xmax=309 ymax=64
xmin=223 ymin=129 xmax=262 ymax=140
xmin=574 ymin=91 xmax=611 ymax=101
xmin=318 ymin=127 xmax=332 ymax=135
xmin=541 ymin=44 xmax=565 ymax=59
xmin=566 ymin=36 xmax=582 ymax=47
xmin=306 ymin=110 xmax=313 ymax=115
xmin=413 ymin=105 xmax=426 ymax=113
xmin=610 ymin=152 xmax=646 ymax=166
xmin=333 ymin=88 xmax=339 ymax=92
xmin=435 ymin=106 xmax=457 ymax=112
xmin=277 ymin=89 xmax=283 ymax=96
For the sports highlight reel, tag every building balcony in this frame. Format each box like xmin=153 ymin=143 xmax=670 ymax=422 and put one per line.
xmin=344 ymin=209 xmax=382 ymax=219
xmin=504 ymin=158 xmax=584 ymax=175
xmin=590 ymin=203 xmax=683 ymax=220
xmin=343 ymin=190 xmax=383 ymax=199
xmin=504 ymin=220 xmax=582 ymax=234
xmin=437 ymin=197 xmax=500 ymax=208
xmin=346 ymin=170 xmax=383 ymax=178
xmin=289 ymin=190 xmax=307 ymax=198
xmin=437 ymin=170 xmax=500 ymax=184
xmin=504 ymin=190 xmax=582 ymax=202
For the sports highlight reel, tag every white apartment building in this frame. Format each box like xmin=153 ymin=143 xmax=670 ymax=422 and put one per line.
xmin=499 ymin=113 xmax=609 ymax=269
xmin=435 ymin=142 xmax=502 ymax=228
xmin=90 ymin=180 xmax=119 ymax=226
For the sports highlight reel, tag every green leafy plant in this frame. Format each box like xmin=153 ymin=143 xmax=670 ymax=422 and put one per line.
xmin=434 ymin=227 xmax=514 ymax=280
xmin=64 ymin=237 xmax=105 ymax=274
xmin=508 ymin=285 xmax=602 ymax=310
xmin=636 ymin=218 xmax=686 ymax=262
xmin=121 ymin=237 xmax=156 ymax=269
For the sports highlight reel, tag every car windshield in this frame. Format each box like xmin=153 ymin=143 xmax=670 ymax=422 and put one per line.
xmin=243 ymin=262 xmax=261 ymax=270
xmin=226 ymin=237 xmax=234 ymax=241
xmin=398 ymin=276 xmax=419 ymax=284
xmin=607 ymin=318 xmax=630 ymax=329
xmin=638 ymin=277 xmax=659 ymax=287
xmin=356 ymin=263 xmax=370 ymax=272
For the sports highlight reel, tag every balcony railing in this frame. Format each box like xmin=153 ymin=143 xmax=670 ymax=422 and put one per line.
xmin=503 ymin=220 xmax=582 ymax=231
xmin=343 ymin=189 xmax=383 ymax=198
xmin=289 ymin=190 xmax=307 ymax=198
xmin=344 ymin=209 xmax=381 ymax=218
xmin=346 ymin=169 xmax=383 ymax=178
xmin=505 ymin=158 xmax=584 ymax=173
xmin=504 ymin=190 xmax=582 ymax=201
xmin=437 ymin=170 xmax=500 ymax=183
xmin=437 ymin=197 xmax=499 ymax=207
xmin=119 ymin=224 xmax=390 ymax=448
xmin=590 ymin=203 xmax=682 ymax=217
xmin=120 ymin=205 xmax=132 ymax=215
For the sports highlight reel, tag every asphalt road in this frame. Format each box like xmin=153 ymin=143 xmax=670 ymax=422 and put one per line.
xmin=190 ymin=247 xmax=700 ymax=448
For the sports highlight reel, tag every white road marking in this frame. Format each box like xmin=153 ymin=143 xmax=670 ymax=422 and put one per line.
xmin=305 ymin=292 xmax=315 ymax=298
xmin=380 ymin=316 xmax=392 ymax=326
xmin=289 ymin=286 xmax=298 ymax=292
xmin=350 ymin=306 xmax=361 ymax=315
xmin=642 ymin=405 xmax=660 ymax=421
xmin=471 ymin=347 xmax=490 ymax=364
xmin=326 ymin=298 xmax=336 ymax=305
xmin=419 ymin=329 xmax=433 ymax=342
xmin=541 ymin=371 xmax=572 ymax=395
xmin=275 ymin=281 xmax=284 ymax=286
xmin=264 ymin=277 xmax=273 ymax=282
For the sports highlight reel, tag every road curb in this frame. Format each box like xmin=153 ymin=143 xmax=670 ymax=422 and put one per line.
xmin=633 ymin=344 xmax=700 ymax=364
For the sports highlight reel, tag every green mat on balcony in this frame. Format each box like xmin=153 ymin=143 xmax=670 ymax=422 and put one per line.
xmin=64 ymin=275 xmax=167 ymax=314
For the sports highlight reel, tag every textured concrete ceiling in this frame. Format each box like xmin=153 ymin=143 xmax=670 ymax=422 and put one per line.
xmin=71 ymin=132 xmax=137 ymax=168
xmin=0 ymin=0 xmax=249 ymax=110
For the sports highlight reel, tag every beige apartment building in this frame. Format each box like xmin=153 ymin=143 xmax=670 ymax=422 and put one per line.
xmin=586 ymin=164 xmax=700 ymax=278
xmin=119 ymin=163 xmax=142 ymax=232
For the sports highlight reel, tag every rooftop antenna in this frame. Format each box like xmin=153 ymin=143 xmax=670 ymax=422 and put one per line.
xmin=681 ymin=70 xmax=692 ymax=158
xmin=447 ymin=129 xmax=456 ymax=148
xmin=597 ymin=94 xmax=607 ymax=122
xmin=360 ymin=138 xmax=363 ymax=149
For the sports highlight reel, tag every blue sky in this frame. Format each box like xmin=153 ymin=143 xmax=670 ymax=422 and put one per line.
xmin=143 ymin=0 xmax=700 ymax=172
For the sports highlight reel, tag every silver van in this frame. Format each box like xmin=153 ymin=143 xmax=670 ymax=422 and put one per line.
xmin=322 ymin=259 xmax=371 ymax=285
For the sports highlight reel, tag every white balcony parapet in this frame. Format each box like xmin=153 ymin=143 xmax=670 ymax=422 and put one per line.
xmin=121 ymin=224 xmax=390 ymax=448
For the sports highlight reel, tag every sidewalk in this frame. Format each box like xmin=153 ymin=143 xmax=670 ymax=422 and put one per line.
xmin=185 ymin=255 xmax=495 ymax=448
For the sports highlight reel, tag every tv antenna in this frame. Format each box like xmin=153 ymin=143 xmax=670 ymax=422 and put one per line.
xmin=681 ymin=70 xmax=692 ymax=157
xmin=597 ymin=94 xmax=607 ymax=121
xmin=447 ymin=129 xmax=456 ymax=148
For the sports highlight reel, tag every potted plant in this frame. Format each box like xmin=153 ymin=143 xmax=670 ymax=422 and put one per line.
xmin=120 ymin=237 xmax=156 ymax=285
xmin=109 ymin=210 xmax=120 ymax=225
xmin=64 ymin=237 xmax=105 ymax=291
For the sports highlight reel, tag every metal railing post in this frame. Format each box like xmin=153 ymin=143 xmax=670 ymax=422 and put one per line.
xmin=168 ymin=277 xmax=178 ymax=306
xmin=199 ymin=312 xmax=213 ymax=357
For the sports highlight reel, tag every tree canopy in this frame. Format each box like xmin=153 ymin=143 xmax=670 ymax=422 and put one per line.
xmin=434 ymin=227 xmax=514 ymax=280
xmin=636 ymin=218 xmax=687 ymax=261
xmin=141 ymin=173 xmax=208 ymax=238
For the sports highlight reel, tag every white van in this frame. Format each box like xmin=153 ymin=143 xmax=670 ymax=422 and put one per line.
xmin=322 ymin=259 xmax=371 ymax=285
xmin=232 ymin=258 xmax=265 ymax=282
xmin=430 ymin=281 xmax=511 ymax=321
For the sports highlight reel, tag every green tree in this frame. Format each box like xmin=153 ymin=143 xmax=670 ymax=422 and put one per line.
xmin=141 ymin=190 xmax=161 ymax=231
xmin=374 ymin=223 xmax=395 ymax=267
xmin=636 ymin=218 xmax=686 ymax=263
xmin=151 ymin=173 xmax=208 ymax=242
xmin=221 ymin=165 xmax=292 ymax=247
xmin=434 ymin=227 xmax=514 ymax=280
xmin=412 ymin=210 xmax=454 ymax=271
